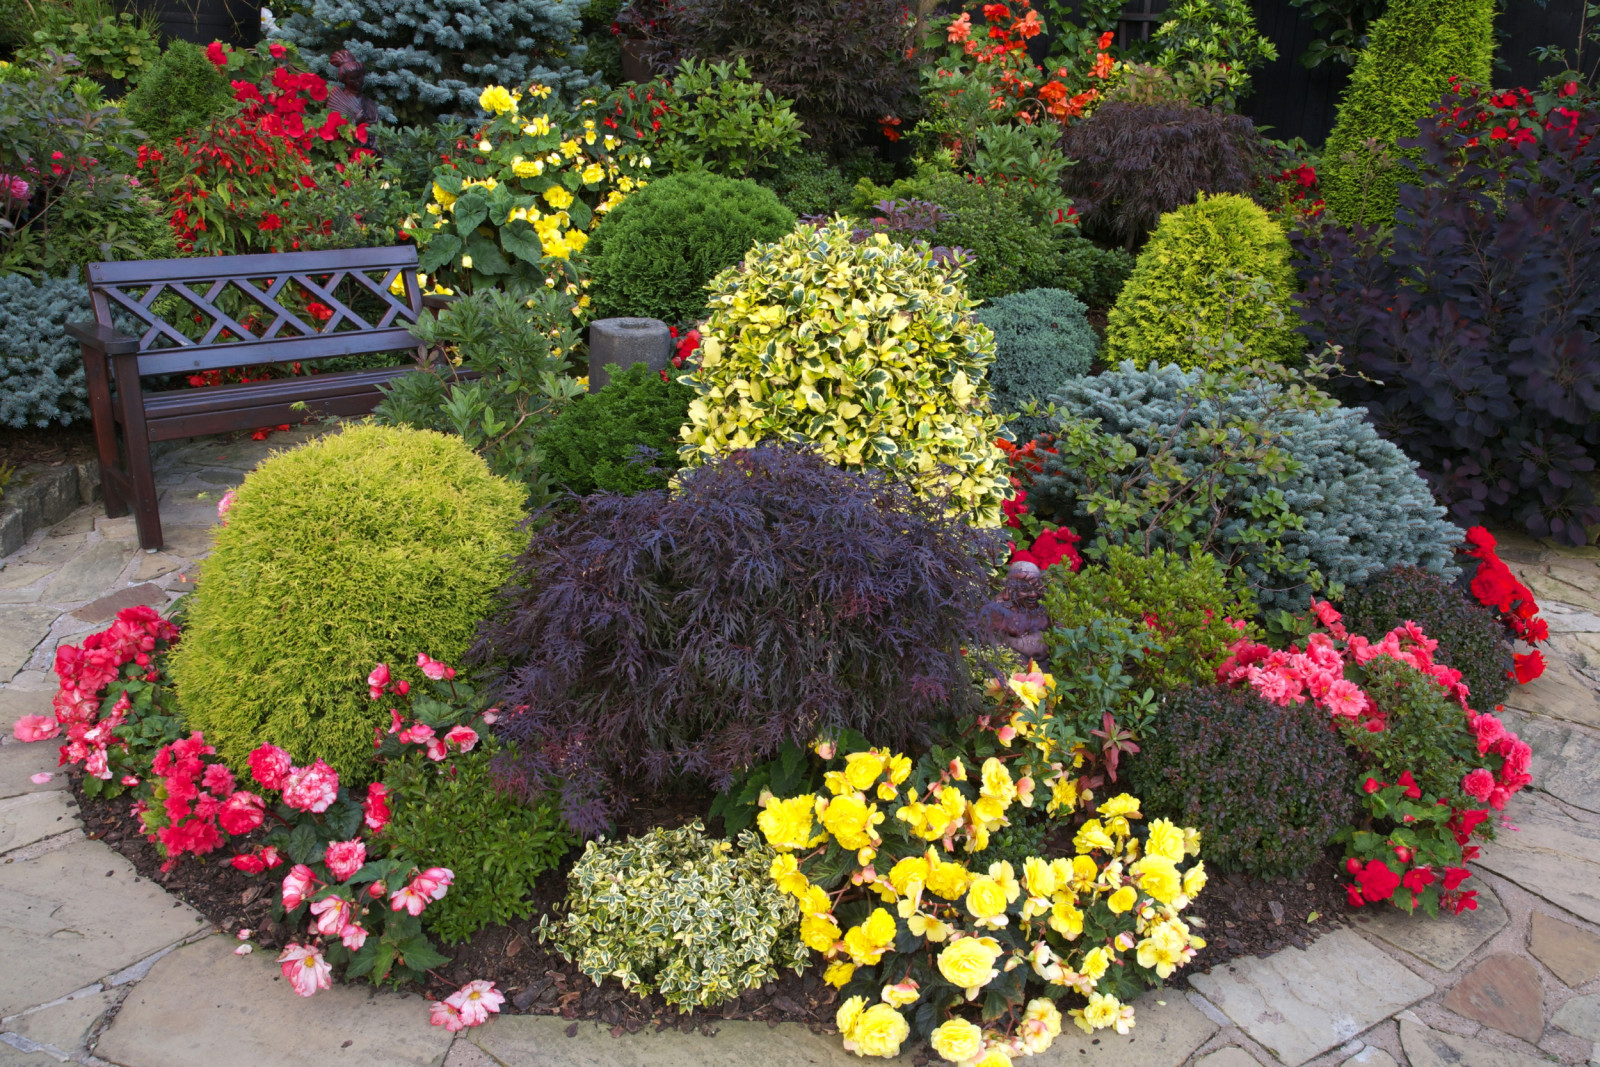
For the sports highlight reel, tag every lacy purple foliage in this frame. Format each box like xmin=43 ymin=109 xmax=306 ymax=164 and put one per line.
xmin=1293 ymin=91 xmax=1600 ymax=544
xmin=798 ymin=201 xmax=972 ymax=267
xmin=475 ymin=445 xmax=1004 ymax=834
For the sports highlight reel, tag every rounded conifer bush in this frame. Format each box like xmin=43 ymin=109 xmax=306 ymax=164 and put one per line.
xmin=169 ymin=424 xmax=524 ymax=778
xmin=588 ymin=170 xmax=795 ymax=326
xmin=1104 ymin=192 xmax=1303 ymax=371
xmin=537 ymin=361 xmax=692 ymax=495
xmin=974 ymin=287 xmax=1097 ymax=441
xmin=120 ymin=40 xmax=233 ymax=144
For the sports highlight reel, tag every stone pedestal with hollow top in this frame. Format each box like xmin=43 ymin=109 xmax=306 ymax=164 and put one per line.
xmin=587 ymin=317 xmax=674 ymax=392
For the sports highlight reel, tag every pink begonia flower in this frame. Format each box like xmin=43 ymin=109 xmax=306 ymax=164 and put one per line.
xmin=282 ymin=864 xmax=316 ymax=910
xmin=310 ymin=895 xmax=352 ymax=936
xmin=259 ymin=845 xmax=284 ymax=869
xmin=238 ymin=928 xmax=252 ymax=939
xmin=367 ymin=662 xmax=391 ymax=700
xmin=216 ymin=489 xmax=237 ymax=524
xmin=1322 ymin=679 xmax=1366 ymax=719
xmin=218 ymin=790 xmax=266 ymax=835
xmin=30 ymin=772 xmax=54 ymax=784
xmin=231 ymin=853 xmax=267 ymax=874
xmin=324 ymin=838 xmax=367 ymax=881
xmin=202 ymin=762 xmax=236 ymax=797
xmin=446 ymin=980 xmax=505 ymax=1027
xmin=13 ymin=714 xmax=60 ymax=742
xmin=235 ymin=943 xmax=253 ymax=955
xmin=444 ymin=725 xmax=478 ymax=753
xmin=1462 ymin=768 xmax=1495 ymax=802
xmin=425 ymin=737 xmax=449 ymax=761
xmin=121 ymin=775 xmax=140 ymax=786
xmin=429 ymin=1000 xmax=466 ymax=1032
xmin=340 ymin=922 xmax=368 ymax=951
xmin=282 ymin=759 xmax=339 ymax=813
xmin=415 ymin=867 xmax=454 ymax=901
xmin=248 ymin=744 xmax=293 ymax=791
xmin=363 ymin=782 xmax=391 ymax=832
xmin=416 ymin=653 xmax=455 ymax=681
xmin=1472 ymin=713 xmax=1506 ymax=754
xmin=481 ymin=708 xmax=499 ymax=725
xmin=397 ymin=723 xmax=435 ymax=746
xmin=390 ymin=883 xmax=429 ymax=916
xmin=85 ymin=748 xmax=110 ymax=779
xmin=278 ymin=943 xmax=332 ymax=997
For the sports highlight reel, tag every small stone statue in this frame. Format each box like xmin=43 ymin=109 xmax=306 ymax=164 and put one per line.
xmin=326 ymin=50 xmax=381 ymax=127
xmin=977 ymin=560 xmax=1051 ymax=661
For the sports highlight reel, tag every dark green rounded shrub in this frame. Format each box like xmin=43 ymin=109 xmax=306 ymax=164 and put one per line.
xmin=1130 ymin=684 xmax=1357 ymax=878
xmin=1057 ymin=235 xmax=1135 ymax=310
xmin=120 ymin=40 xmax=234 ymax=144
xmin=588 ymin=170 xmax=796 ymax=326
xmin=1342 ymin=565 xmax=1514 ymax=710
xmin=380 ymin=746 xmax=574 ymax=943
xmin=975 ymin=287 xmax=1097 ymax=440
xmin=538 ymin=361 xmax=692 ymax=495
xmin=763 ymin=151 xmax=853 ymax=217
xmin=169 ymin=424 xmax=525 ymax=778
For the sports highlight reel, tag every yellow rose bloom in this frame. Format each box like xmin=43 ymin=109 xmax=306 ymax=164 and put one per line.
xmin=965 ymin=876 xmax=1009 ymax=925
xmin=758 ymin=794 xmax=824 ymax=851
xmin=936 ymin=936 xmax=1002 ymax=998
xmin=929 ymin=1017 xmax=983 ymax=1063
xmin=800 ymin=913 xmax=840 ymax=953
xmin=843 ymin=1003 xmax=909 ymax=1059
xmin=926 ymin=858 xmax=971 ymax=901
xmin=1145 ymin=818 xmax=1185 ymax=862
xmin=1107 ymin=885 xmax=1138 ymax=913
xmin=1099 ymin=794 xmax=1141 ymax=819
xmin=477 ymin=85 xmax=515 ymax=114
xmin=821 ymin=793 xmax=882 ymax=850
xmin=1182 ymin=860 xmax=1207 ymax=900
xmin=1073 ymin=819 xmax=1115 ymax=855
xmin=844 ymin=750 xmax=887 ymax=790
xmin=888 ymin=855 xmax=930 ymax=895
xmin=824 ymin=960 xmax=856 ymax=988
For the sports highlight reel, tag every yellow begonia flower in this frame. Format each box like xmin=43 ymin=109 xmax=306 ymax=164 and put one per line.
xmin=1048 ymin=896 xmax=1083 ymax=939
xmin=1071 ymin=992 xmax=1122 ymax=1034
xmin=1007 ymin=662 xmax=1055 ymax=708
xmin=513 ymin=158 xmax=545 ymax=178
xmin=1099 ymin=793 xmax=1141 ymax=819
xmin=559 ymin=138 xmax=581 ymax=158
xmin=1048 ymin=775 xmax=1078 ymax=816
xmin=1107 ymin=885 xmax=1138 ymax=913
xmin=477 ymin=85 xmax=515 ymax=114
xmin=842 ymin=1003 xmax=909 ymax=1059
xmin=1146 ymin=818 xmax=1185 ymax=862
xmin=936 ymin=936 xmax=1002 ymax=999
xmin=1183 ymin=827 xmax=1203 ymax=857
xmin=1135 ymin=921 xmax=1190 ymax=979
xmin=1074 ymin=819 xmax=1115 ymax=855
xmin=581 ymin=162 xmax=605 ymax=184
xmin=887 ymin=855 xmax=929 ymax=895
xmin=1023 ymin=856 xmax=1056 ymax=898
xmin=796 ymin=884 xmax=831 ymax=916
xmin=1020 ymin=998 xmax=1063 ymax=1055
xmin=757 ymin=793 xmax=825 ymax=851
xmin=929 ymin=1017 xmax=983 ymax=1063
xmin=800 ymin=912 xmax=840 ymax=953
xmin=887 ymin=754 xmax=912 ymax=785
xmin=522 ymin=116 xmax=552 ymax=137
xmin=844 ymin=750 xmax=886 ymax=790
xmin=820 ymin=793 xmax=882 ymax=851
xmin=980 ymin=757 xmax=1016 ymax=805
xmin=880 ymin=980 xmax=919 ymax=1008
xmin=836 ymin=995 xmax=865 ymax=1035
xmin=543 ymin=184 xmax=575 ymax=210
xmin=925 ymin=856 xmax=971 ymax=901
xmin=1182 ymin=860 xmax=1207 ymax=900
xmin=965 ymin=876 xmax=1009 ymax=925
xmin=431 ymin=182 xmax=457 ymax=208
xmin=972 ymin=1050 xmax=1013 ymax=1067
xmin=1081 ymin=946 xmax=1111 ymax=981
xmin=1131 ymin=855 xmax=1181 ymax=905
xmin=769 ymin=853 xmax=810 ymax=897
xmin=823 ymin=960 xmax=856 ymax=988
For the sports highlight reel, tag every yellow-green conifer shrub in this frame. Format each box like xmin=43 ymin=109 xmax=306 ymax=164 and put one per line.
xmin=1103 ymin=193 xmax=1303 ymax=371
xmin=169 ymin=424 xmax=524 ymax=779
xmin=1319 ymin=0 xmax=1494 ymax=227
xmin=680 ymin=218 xmax=1011 ymax=527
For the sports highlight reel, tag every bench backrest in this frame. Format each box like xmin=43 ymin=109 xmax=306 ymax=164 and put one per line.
xmin=87 ymin=245 xmax=426 ymax=378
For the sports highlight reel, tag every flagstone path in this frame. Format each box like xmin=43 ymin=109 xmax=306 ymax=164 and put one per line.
xmin=1 ymin=428 xmax=1598 ymax=1067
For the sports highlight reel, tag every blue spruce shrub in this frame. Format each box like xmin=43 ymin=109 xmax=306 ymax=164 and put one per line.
xmin=1028 ymin=363 xmax=1463 ymax=612
xmin=974 ymin=288 xmax=1097 ymax=442
xmin=0 ymin=273 xmax=91 ymax=429
xmin=272 ymin=0 xmax=595 ymax=124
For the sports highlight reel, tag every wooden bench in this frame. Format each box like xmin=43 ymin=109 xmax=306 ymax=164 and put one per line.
xmin=67 ymin=245 xmax=432 ymax=551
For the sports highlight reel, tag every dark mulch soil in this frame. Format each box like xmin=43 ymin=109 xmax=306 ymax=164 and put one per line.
xmin=0 ymin=424 xmax=99 ymax=472
xmin=73 ymin=767 xmax=1351 ymax=1051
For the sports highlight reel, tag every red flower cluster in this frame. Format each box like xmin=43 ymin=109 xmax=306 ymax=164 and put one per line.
xmin=1459 ymin=526 xmax=1547 ymax=683
xmin=52 ymin=606 xmax=179 ymax=779
xmin=143 ymin=732 xmax=267 ymax=869
xmin=1010 ymin=524 xmax=1081 ymax=572
xmin=943 ymin=0 xmax=1111 ymax=126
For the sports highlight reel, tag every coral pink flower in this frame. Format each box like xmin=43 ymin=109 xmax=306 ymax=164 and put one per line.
xmin=397 ymin=723 xmax=435 ymax=746
xmin=278 ymin=943 xmax=332 ymax=997
xmin=309 ymin=895 xmax=351 ymax=936
xmin=323 ymin=839 xmax=366 ymax=881
xmin=216 ymin=489 xmax=237 ymax=523
xmin=218 ymin=790 xmax=266 ymax=835
xmin=1471 ymin=713 xmax=1506 ymax=753
xmin=363 ymin=782 xmax=391 ymax=832
xmin=282 ymin=864 xmax=316 ymax=909
xmin=367 ymin=662 xmax=390 ymax=700
xmin=425 ymin=737 xmax=449 ymax=761
xmin=390 ymin=882 xmax=429 ymax=916
xmin=1462 ymin=768 xmax=1495 ymax=802
xmin=416 ymin=653 xmax=454 ymax=681
xmin=248 ymin=744 xmax=293 ymax=790
xmin=429 ymin=1000 xmax=465 ymax=1031
xmin=282 ymin=759 xmax=339 ymax=813
xmin=414 ymin=867 xmax=454 ymax=901
xmin=446 ymin=980 xmax=505 ymax=1026
xmin=1322 ymin=679 xmax=1365 ymax=718
xmin=13 ymin=714 xmax=59 ymax=742
xmin=340 ymin=922 xmax=367 ymax=950
xmin=444 ymin=725 xmax=478 ymax=753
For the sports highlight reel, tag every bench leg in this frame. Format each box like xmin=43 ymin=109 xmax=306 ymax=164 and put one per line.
xmin=111 ymin=355 xmax=163 ymax=551
xmin=79 ymin=342 xmax=127 ymax=518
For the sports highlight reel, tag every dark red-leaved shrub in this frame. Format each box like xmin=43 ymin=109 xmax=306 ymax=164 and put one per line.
xmin=475 ymin=444 xmax=1004 ymax=834
xmin=1294 ymin=82 xmax=1600 ymax=544
xmin=1056 ymin=101 xmax=1268 ymax=250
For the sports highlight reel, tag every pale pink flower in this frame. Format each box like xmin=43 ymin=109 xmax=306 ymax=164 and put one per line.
xmin=216 ymin=489 xmax=237 ymax=523
xmin=237 ymin=928 xmax=252 ymax=939
xmin=390 ymin=883 xmax=429 ymax=916
xmin=445 ymin=980 xmax=505 ymax=1026
xmin=340 ymin=922 xmax=368 ymax=951
xmin=121 ymin=775 xmax=140 ymax=786
xmin=415 ymin=867 xmax=454 ymax=901
xmin=278 ymin=943 xmax=332 ymax=997
xmin=429 ymin=1000 xmax=466 ymax=1032
xmin=30 ymin=772 xmax=54 ymax=784
xmin=367 ymin=662 xmax=390 ymax=700
xmin=85 ymin=747 xmax=110 ymax=779
xmin=397 ymin=723 xmax=435 ymax=746
xmin=444 ymin=725 xmax=478 ymax=753
xmin=323 ymin=839 xmax=366 ymax=881
xmin=310 ymin=895 xmax=351 ymax=936
xmin=282 ymin=864 xmax=316 ymax=910
xmin=425 ymin=737 xmax=448 ymax=761
xmin=13 ymin=714 xmax=59 ymax=742
xmin=481 ymin=708 xmax=499 ymax=725
xmin=282 ymin=760 xmax=339 ymax=813
xmin=235 ymin=943 xmax=253 ymax=955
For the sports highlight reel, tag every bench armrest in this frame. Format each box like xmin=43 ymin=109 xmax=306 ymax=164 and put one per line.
xmin=66 ymin=321 xmax=140 ymax=356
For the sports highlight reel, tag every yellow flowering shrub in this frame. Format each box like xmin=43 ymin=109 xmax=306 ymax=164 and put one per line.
xmin=680 ymin=219 xmax=1012 ymax=527
xmin=750 ymin=671 xmax=1206 ymax=1063
xmin=411 ymin=83 xmax=651 ymax=296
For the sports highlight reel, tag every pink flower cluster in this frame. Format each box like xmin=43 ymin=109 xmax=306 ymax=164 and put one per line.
xmin=32 ymin=606 xmax=180 ymax=776
xmin=248 ymin=743 xmax=340 ymax=813
xmin=430 ymin=980 xmax=505 ymax=1032
xmin=389 ymin=866 xmax=454 ymax=916
xmin=145 ymin=732 xmax=266 ymax=870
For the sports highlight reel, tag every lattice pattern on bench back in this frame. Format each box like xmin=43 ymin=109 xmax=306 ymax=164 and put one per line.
xmin=86 ymin=246 xmax=426 ymax=377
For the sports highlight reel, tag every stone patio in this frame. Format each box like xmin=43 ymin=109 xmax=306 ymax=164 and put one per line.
xmin=2 ymin=427 xmax=1598 ymax=1067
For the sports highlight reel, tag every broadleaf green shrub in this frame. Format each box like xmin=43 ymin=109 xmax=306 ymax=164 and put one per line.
xmin=683 ymin=219 xmax=1010 ymax=525
xmin=169 ymin=424 xmax=525 ymax=778
xmin=1342 ymin=565 xmax=1514 ymax=711
xmin=1342 ymin=657 xmax=1488 ymax=807
xmin=119 ymin=40 xmax=234 ymax=144
xmin=762 ymin=151 xmax=852 ymax=217
xmin=1152 ymin=0 xmax=1277 ymax=111
xmin=588 ymin=169 xmax=795 ymax=325
xmin=1104 ymin=193 xmax=1303 ymax=371
xmin=540 ymin=823 xmax=806 ymax=1008
xmin=1057 ymin=235 xmax=1135 ymax=309
xmin=1129 ymin=685 xmax=1357 ymax=878
xmin=1024 ymin=362 xmax=1464 ymax=612
xmin=381 ymin=745 xmax=574 ymax=943
xmin=974 ymin=287 xmax=1097 ymax=441
xmin=536 ymin=361 xmax=691 ymax=495
xmin=1318 ymin=0 xmax=1494 ymax=226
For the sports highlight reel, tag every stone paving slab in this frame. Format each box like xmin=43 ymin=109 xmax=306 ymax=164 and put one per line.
xmin=0 ymin=690 xmax=50 ymax=739
xmin=1193 ymin=1049 xmax=1263 ymax=1067
xmin=0 ymin=791 xmax=77 ymax=854
xmin=40 ymin=541 xmax=136 ymax=604
xmin=0 ymin=608 xmax=59 ymax=683
xmin=1553 ymin=995 xmax=1600 ymax=1043
xmin=2 ymin=987 xmax=122 ymax=1057
xmin=0 ymin=840 xmax=207 ymax=1018
xmin=1503 ymin=656 xmax=1600 ymax=730
xmin=1502 ymin=711 xmax=1600 ymax=814
xmin=1342 ymin=1048 xmax=1397 ymax=1066
xmin=1440 ymin=953 xmax=1545 ymax=1042
xmin=469 ymin=1014 xmax=912 ymax=1066
xmin=1530 ymin=912 xmax=1600 ymax=987
xmin=1039 ymin=992 xmax=1217 ymax=1066
xmin=1187 ymin=928 xmax=1433 ymax=1066
xmin=0 ymin=745 xmax=63 ymax=799
xmin=0 ymin=1040 xmax=59 ymax=1066
xmin=1476 ymin=790 xmax=1600 ymax=925
xmin=1399 ymin=1016 xmax=1551 ymax=1067
xmin=96 ymin=935 xmax=453 ymax=1067
xmin=1358 ymin=883 xmax=1508 ymax=971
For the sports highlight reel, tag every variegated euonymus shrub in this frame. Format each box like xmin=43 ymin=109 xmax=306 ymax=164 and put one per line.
xmin=680 ymin=218 xmax=1011 ymax=527
xmin=538 ymin=823 xmax=806 ymax=1009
